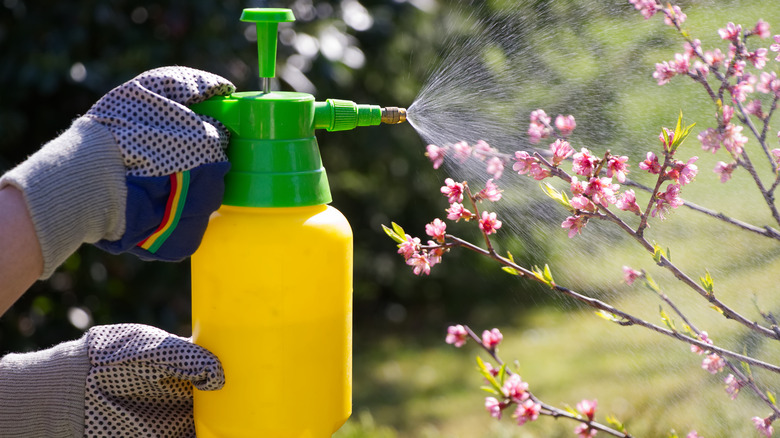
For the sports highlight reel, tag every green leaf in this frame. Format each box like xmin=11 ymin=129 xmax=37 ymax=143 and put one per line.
xmin=666 ymin=247 xmax=672 ymax=262
xmin=497 ymin=363 xmax=507 ymax=386
xmin=660 ymin=306 xmax=677 ymax=331
xmin=541 ymin=182 xmax=573 ymax=210
xmin=476 ymin=356 xmax=503 ymax=393
xmin=382 ymin=224 xmax=406 ymax=244
xmin=391 ymin=222 xmax=406 ymax=239
xmin=507 ymin=251 xmax=516 ymax=263
xmin=741 ymin=360 xmax=753 ymax=380
xmin=502 ymin=266 xmax=520 ymax=275
xmin=667 ymin=430 xmax=680 ymax=438
xmin=542 ymin=264 xmax=555 ymax=287
xmin=595 ymin=310 xmax=623 ymax=323
xmin=606 ymin=415 xmax=626 ymax=433
xmin=699 ymin=270 xmax=714 ymax=295
xmin=652 ymin=242 xmax=664 ymax=264
xmin=563 ymin=404 xmax=579 ymax=417
xmin=768 ymin=390 xmax=777 ymax=405
xmin=480 ymin=385 xmax=500 ymax=395
xmin=644 ymin=273 xmax=662 ymax=295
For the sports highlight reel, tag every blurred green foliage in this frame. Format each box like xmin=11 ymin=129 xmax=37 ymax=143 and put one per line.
xmin=0 ymin=0 xmax=549 ymax=353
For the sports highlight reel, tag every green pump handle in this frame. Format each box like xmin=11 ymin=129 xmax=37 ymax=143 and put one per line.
xmin=191 ymin=8 xmax=406 ymax=208
xmin=240 ymin=8 xmax=295 ymax=88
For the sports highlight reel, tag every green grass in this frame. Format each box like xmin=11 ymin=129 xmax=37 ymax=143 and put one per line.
xmin=336 ymin=1 xmax=780 ymax=437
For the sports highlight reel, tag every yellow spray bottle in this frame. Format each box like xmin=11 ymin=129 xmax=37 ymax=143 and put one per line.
xmin=189 ymin=8 xmax=406 ymax=438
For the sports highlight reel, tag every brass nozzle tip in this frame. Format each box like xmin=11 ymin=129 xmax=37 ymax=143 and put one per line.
xmin=381 ymin=107 xmax=407 ymax=124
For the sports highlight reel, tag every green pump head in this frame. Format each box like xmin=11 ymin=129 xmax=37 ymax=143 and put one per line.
xmin=191 ymin=7 xmax=406 ymax=208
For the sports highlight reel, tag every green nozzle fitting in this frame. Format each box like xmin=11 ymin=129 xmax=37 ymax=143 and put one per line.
xmin=314 ymin=99 xmax=380 ymax=131
xmin=240 ymin=8 xmax=295 ymax=82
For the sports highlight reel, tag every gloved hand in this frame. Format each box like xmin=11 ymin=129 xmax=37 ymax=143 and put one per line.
xmin=0 ymin=323 xmax=224 ymax=437
xmin=0 ymin=66 xmax=235 ymax=279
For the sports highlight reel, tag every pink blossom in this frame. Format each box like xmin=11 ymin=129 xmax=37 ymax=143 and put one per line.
xmin=629 ymin=0 xmax=657 ymax=19
xmin=530 ymin=109 xmax=551 ymax=124
xmin=718 ymin=22 xmax=742 ymax=41
xmin=622 ymin=266 xmax=643 ymax=285
xmin=722 ymin=123 xmax=748 ymax=155
xmin=653 ymin=61 xmax=677 ymax=85
xmin=572 ymin=148 xmax=599 ymax=176
xmin=452 ymin=141 xmax=472 ymax=163
xmin=529 ymin=163 xmax=551 ymax=180
xmin=485 ymin=397 xmax=503 ymax=420
xmin=732 ymin=59 xmax=748 ymax=77
xmin=698 ymin=128 xmax=721 ymax=153
xmin=671 ymin=52 xmax=691 ymax=74
xmin=513 ymin=151 xmax=537 ymax=174
xmin=446 ymin=202 xmax=473 ymax=222
xmin=513 ymin=399 xmax=541 ymax=426
xmin=446 ymin=324 xmax=468 ymax=347
xmin=574 ymin=423 xmax=598 ymax=438
xmin=714 ymin=161 xmax=736 ymax=183
xmin=481 ymin=328 xmax=503 ymax=349
xmin=753 ymin=416 xmax=774 ymax=437
xmin=684 ymin=39 xmax=701 ymax=58
xmin=502 ymin=374 xmax=529 ymax=402
xmin=616 ymin=190 xmax=641 ymax=215
xmin=528 ymin=110 xmax=552 ymax=144
xmin=425 ymin=144 xmax=447 ymax=169
xmin=687 ymin=432 xmax=703 ymax=438
xmin=486 ymin=156 xmax=504 ymax=179
xmin=473 ymin=140 xmax=493 ymax=160
xmin=723 ymin=104 xmax=735 ymax=124
xmin=577 ymin=399 xmax=597 ymax=421
xmin=479 ymin=211 xmax=502 ymax=235
xmin=585 ymin=177 xmax=619 ymax=207
xmin=666 ymin=156 xmax=698 ymax=186
xmin=659 ymin=127 xmax=675 ymax=152
xmin=562 ymin=215 xmax=587 ymax=238
xmin=426 ymin=243 xmax=443 ymax=267
xmin=702 ymin=353 xmax=725 ymax=374
xmin=772 ymin=148 xmax=780 ymax=163
xmin=730 ymin=79 xmax=754 ymax=102
xmin=550 ymin=138 xmax=575 ymax=165
xmin=397 ymin=234 xmax=421 ymax=260
xmin=478 ymin=179 xmax=503 ymax=202
xmin=640 ymin=152 xmax=662 ymax=174
xmin=754 ymin=20 xmax=771 ymax=39
xmin=652 ymin=183 xmax=684 ymax=219
xmin=571 ymin=195 xmax=596 ymax=212
xmin=441 ymin=178 xmax=464 ymax=203
xmin=690 ymin=331 xmax=714 ymax=355
xmin=406 ymin=253 xmax=431 ymax=276
xmin=745 ymin=99 xmax=765 ymax=119
xmin=771 ymin=35 xmax=780 ymax=61
xmin=724 ymin=374 xmax=742 ymax=400
xmin=606 ymin=155 xmax=630 ymax=183
xmin=425 ymin=218 xmax=447 ymax=243
xmin=748 ymin=48 xmax=769 ymax=69
xmin=705 ymin=48 xmax=726 ymax=67
xmin=663 ymin=5 xmax=686 ymax=26
xmin=757 ymin=71 xmax=780 ymax=95
xmin=555 ymin=114 xmax=577 ymax=136
xmin=570 ymin=176 xmax=587 ymax=196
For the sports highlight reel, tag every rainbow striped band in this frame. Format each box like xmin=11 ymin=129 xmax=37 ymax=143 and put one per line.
xmin=137 ymin=170 xmax=191 ymax=253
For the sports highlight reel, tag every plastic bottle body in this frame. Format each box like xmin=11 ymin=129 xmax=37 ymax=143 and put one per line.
xmin=191 ymin=203 xmax=352 ymax=438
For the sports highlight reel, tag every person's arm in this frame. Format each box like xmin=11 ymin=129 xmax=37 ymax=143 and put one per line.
xmin=0 ymin=186 xmax=43 ymax=313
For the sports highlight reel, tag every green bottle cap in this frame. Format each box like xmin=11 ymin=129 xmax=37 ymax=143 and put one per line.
xmin=240 ymin=8 xmax=295 ymax=79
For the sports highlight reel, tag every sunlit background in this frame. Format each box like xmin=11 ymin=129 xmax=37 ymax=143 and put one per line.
xmin=2 ymin=0 xmax=780 ymax=436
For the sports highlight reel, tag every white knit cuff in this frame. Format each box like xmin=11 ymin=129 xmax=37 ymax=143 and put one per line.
xmin=0 ymin=334 xmax=90 ymax=437
xmin=0 ymin=117 xmax=126 ymax=279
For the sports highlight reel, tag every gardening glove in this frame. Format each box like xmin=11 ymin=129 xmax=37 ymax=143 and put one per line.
xmin=0 ymin=66 xmax=235 ymax=279
xmin=0 ymin=323 xmax=224 ymax=438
